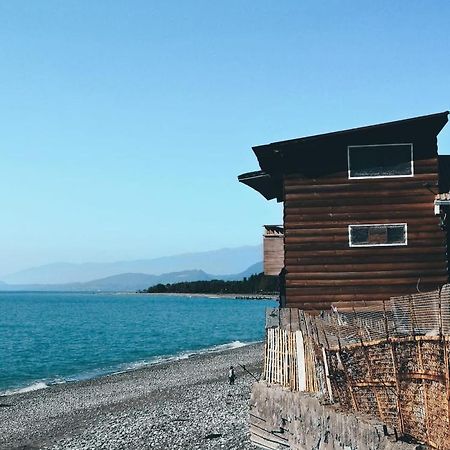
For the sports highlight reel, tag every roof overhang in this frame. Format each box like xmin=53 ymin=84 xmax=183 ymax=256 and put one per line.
xmin=237 ymin=171 xmax=282 ymax=201
xmin=238 ymin=111 xmax=449 ymax=201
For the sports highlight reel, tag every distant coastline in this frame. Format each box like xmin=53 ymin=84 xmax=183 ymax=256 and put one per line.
xmin=143 ymin=292 xmax=278 ymax=300
xmin=140 ymin=272 xmax=279 ymax=296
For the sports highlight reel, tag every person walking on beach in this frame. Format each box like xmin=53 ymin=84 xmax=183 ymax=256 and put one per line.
xmin=228 ymin=366 xmax=236 ymax=385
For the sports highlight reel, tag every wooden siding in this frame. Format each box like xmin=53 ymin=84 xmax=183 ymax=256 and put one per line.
xmin=283 ymin=155 xmax=449 ymax=310
xmin=263 ymin=226 xmax=284 ymax=275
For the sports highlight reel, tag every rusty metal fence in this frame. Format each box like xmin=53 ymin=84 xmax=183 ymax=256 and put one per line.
xmin=263 ymin=284 xmax=450 ymax=449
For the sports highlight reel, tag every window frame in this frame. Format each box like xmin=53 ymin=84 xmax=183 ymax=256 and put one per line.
xmin=347 ymin=143 xmax=414 ymax=180
xmin=348 ymin=223 xmax=408 ymax=248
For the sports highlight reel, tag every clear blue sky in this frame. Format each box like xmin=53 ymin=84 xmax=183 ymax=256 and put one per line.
xmin=1 ymin=1 xmax=449 ymax=275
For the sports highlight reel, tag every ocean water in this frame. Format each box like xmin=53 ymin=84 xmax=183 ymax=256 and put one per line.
xmin=0 ymin=292 xmax=275 ymax=395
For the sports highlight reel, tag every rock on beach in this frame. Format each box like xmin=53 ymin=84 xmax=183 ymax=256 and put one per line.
xmin=0 ymin=343 xmax=263 ymax=450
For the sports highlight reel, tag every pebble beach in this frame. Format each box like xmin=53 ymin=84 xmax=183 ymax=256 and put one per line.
xmin=0 ymin=343 xmax=263 ymax=450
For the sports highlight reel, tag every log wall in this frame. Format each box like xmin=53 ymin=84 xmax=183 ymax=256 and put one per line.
xmin=283 ymin=142 xmax=448 ymax=310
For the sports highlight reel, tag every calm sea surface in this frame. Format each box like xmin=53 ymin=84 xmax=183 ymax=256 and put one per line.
xmin=0 ymin=292 xmax=275 ymax=394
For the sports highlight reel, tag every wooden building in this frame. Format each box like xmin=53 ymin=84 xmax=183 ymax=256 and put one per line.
xmin=239 ymin=112 xmax=450 ymax=310
xmin=263 ymin=225 xmax=284 ymax=276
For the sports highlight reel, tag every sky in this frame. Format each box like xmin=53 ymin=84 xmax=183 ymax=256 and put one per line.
xmin=1 ymin=1 xmax=449 ymax=275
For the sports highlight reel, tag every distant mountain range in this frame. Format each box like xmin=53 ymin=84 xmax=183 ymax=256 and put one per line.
xmin=1 ymin=245 xmax=262 ymax=285
xmin=0 ymin=262 xmax=263 ymax=292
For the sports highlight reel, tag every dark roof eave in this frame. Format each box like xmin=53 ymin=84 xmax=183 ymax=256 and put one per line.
xmin=238 ymin=171 xmax=282 ymax=202
xmin=253 ymin=111 xmax=449 ymax=152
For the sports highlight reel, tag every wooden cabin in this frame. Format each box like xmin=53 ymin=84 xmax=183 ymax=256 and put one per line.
xmin=239 ymin=112 xmax=450 ymax=310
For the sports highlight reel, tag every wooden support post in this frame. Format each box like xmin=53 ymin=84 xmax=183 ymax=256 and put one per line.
xmin=322 ymin=347 xmax=333 ymax=403
xmin=296 ymin=330 xmax=306 ymax=391
xmin=352 ymin=306 xmax=385 ymax=422
xmin=389 ymin=338 xmax=405 ymax=435
xmin=268 ymin=329 xmax=272 ymax=382
xmin=443 ymin=336 xmax=450 ymax=434
xmin=282 ymin=329 xmax=287 ymax=387
xmin=263 ymin=329 xmax=268 ymax=380
xmin=275 ymin=328 xmax=280 ymax=385
xmin=416 ymin=329 xmax=430 ymax=445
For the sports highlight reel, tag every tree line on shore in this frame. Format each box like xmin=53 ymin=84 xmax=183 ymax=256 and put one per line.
xmin=141 ymin=272 xmax=278 ymax=294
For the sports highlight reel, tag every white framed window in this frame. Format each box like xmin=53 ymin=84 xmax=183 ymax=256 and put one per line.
xmin=347 ymin=143 xmax=413 ymax=179
xmin=348 ymin=223 xmax=407 ymax=247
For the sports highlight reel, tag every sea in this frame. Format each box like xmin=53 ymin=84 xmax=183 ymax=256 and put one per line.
xmin=0 ymin=291 xmax=276 ymax=395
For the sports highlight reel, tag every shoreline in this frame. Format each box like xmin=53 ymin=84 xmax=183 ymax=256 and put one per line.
xmin=0 ymin=339 xmax=255 ymax=397
xmin=0 ymin=342 xmax=263 ymax=449
xmin=142 ymin=292 xmax=278 ymax=300
xmin=0 ymin=290 xmax=278 ymax=301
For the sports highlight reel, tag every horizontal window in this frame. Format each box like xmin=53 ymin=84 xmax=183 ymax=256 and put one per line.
xmin=348 ymin=143 xmax=413 ymax=179
xmin=349 ymin=224 xmax=407 ymax=247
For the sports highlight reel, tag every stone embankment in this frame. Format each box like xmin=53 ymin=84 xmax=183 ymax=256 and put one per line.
xmin=250 ymin=382 xmax=425 ymax=450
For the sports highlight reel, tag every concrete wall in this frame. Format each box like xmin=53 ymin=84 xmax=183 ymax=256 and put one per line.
xmin=249 ymin=382 xmax=424 ymax=450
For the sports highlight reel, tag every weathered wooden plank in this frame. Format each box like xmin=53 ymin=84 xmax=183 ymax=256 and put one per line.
xmin=284 ymin=210 xmax=439 ymax=222
xmin=284 ymin=223 xmax=441 ymax=234
xmin=284 ymin=172 xmax=437 ymax=187
xmin=284 ymin=240 xmax=445 ymax=252
xmin=286 ymin=202 xmax=435 ymax=215
xmin=286 ymin=276 xmax=447 ymax=287
xmin=285 ymin=284 xmax=444 ymax=296
xmin=285 ymin=254 xmax=446 ymax=267
xmin=285 ymin=193 xmax=434 ymax=206
xmin=285 ymin=251 xmax=446 ymax=265
xmin=285 ymin=269 xmax=448 ymax=281
xmin=285 ymin=231 xmax=442 ymax=243
xmin=284 ymin=261 xmax=446 ymax=273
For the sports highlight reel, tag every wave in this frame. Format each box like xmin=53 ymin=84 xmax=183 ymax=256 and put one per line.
xmin=1 ymin=381 xmax=49 ymax=396
xmin=115 ymin=340 xmax=254 ymax=372
xmin=0 ymin=340 xmax=257 ymax=397
xmin=208 ymin=340 xmax=251 ymax=351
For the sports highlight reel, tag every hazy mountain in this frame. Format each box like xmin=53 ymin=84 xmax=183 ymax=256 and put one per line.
xmin=222 ymin=261 xmax=263 ymax=280
xmin=1 ymin=245 xmax=262 ymax=285
xmin=66 ymin=270 xmax=213 ymax=291
xmin=0 ymin=262 xmax=264 ymax=292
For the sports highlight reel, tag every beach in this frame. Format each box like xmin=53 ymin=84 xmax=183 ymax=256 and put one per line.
xmin=0 ymin=343 xmax=263 ymax=450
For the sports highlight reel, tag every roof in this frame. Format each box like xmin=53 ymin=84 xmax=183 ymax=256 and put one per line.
xmin=253 ymin=111 xmax=449 ymax=175
xmin=237 ymin=171 xmax=281 ymax=201
xmin=264 ymin=225 xmax=284 ymax=234
xmin=238 ymin=111 xmax=449 ymax=200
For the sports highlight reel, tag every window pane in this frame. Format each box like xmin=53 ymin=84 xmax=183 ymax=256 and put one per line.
xmin=351 ymin=226 xmax=369 ymax=245
xmin=350 ymin=224 xmax=407 ymax=247
xmin=349 ymin=144 xmax=412 ymax=178
xmin=386 ymin=225 xmax=406 ymax=244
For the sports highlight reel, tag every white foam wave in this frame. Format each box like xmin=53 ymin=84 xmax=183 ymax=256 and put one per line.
xmin=1 ymin=381 xmax=48 ymax=396
xmin=208 ymin=340 xmax=250 ymax=352
xmin=115 ymin=340 xmax=255 ymax=373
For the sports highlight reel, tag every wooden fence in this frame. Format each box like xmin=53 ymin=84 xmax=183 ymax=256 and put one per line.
xmin=262 ymin=285 xmax=450 ymax=449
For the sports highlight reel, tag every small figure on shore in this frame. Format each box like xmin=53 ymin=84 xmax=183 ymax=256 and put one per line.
xmin=228 ymin=366 xmax=236 ymax=385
